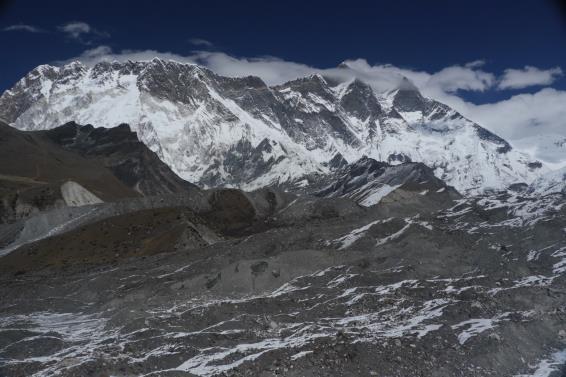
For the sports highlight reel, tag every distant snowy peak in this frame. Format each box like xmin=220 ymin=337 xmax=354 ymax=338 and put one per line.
xmin=387 ymin=78 xmax=511 ymax=153
xmin=0 ymin=59 xmax=545 ymax=193
xmin=391 ymin=77 xmax=427 ymax=113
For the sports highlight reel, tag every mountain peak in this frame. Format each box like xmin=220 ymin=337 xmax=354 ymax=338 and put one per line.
xmin=59 ymin=61 xmax=87 ymax=79
xmin=145 ymin=57 xmax=199 ymax=69
xmin=347 ymin=78 xmax=374 ymax=92
xmin=339 ymin=78 xmax=382 ymax=119
xmin=61 ymin=60 xmax=87 ymax=71
xmin=33 ymin=64 xmax=60 ymax=75
xmin=396 ymin=76 xmax=420 ymax=92
xmin=392 ymin=76 xmax=426 ymax=112
xmin=276 ymin=73 xmax=331 ymax=95
xmin=307 ymin=73 xmax=327 ymax=84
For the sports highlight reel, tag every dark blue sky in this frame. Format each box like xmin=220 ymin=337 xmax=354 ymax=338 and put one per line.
xmin=1 ymin=0 xmax=565 ymax=97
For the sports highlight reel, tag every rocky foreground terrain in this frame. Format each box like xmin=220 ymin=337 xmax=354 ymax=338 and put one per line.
xmin=0 ymin=123 xmax=565 ymax=377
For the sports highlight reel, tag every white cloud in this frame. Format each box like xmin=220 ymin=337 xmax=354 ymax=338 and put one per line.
xmin=463 ymin=88 xmax=566 ymax=140
xmin=465 ymin=60 xmax=487 ymax=69
xmin=76 ymin=45 xmax=114 ymax=60
xmin=425 ymin=66 xmax=495 ymax=93
xmin=195 ymin=52 xmax=320 ymax=85
xmin=498 ymin=66 xmax=563 ymax=90
xmin=69 ymin=47 xmax=493 ymax=94
xmin=58 ymin=22 xmax=109 ymax=43
xmin=66 ymin=46 xmax=319 ymax=85
xmin=61 ymin=46 xmax=566 ymax=166
xmin=434 ymin=88 xmax=566 ymax=167
xmin=3 ymin=24 xmax=44 ymax=33
xmin=59 ymin=21 xmax=91 ymax=38
xmin=65 ymin=46 xmax=193 ymax=66
xmin=188 ymin=38 xmax=213 ymax=47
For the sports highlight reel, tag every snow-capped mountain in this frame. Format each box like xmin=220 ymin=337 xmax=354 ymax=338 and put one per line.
xmin=0 ymin=59 xmax=544 ymax=193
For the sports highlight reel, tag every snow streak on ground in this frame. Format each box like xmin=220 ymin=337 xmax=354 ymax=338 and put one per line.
xmin=1 ymin=260 xmax=552 ymax=377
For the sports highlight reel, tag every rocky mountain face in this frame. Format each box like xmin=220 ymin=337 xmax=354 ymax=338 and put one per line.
xmin=42 ymin=121 xmax=198 ymax=196
xmin=0 ymin=120 xmax=194 ymax=224
xmin=0 ymin=120 xmax=136 ymax=223
xmin=0 ymin=59 xmax=543 ymax=193
xmin=313 ymin=156 xmax=460 ymax=205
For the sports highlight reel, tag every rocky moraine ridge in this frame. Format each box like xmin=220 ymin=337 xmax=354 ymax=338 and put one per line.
xmin=0 ymin=61 xmax=565 ymax=377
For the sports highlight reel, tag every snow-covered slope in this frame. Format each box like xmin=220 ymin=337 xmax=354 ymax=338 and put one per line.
xmin=0 ymin=59 xmax=544 ymax=193
xmin=512 ymin=134 xmax=566 ymax=170
xmin=529 ymin=166 xmax=566 ymax=196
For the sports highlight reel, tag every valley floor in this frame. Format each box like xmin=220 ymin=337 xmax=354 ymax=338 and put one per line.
xmin=1 ymin=189 xmax=566 ymax=377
